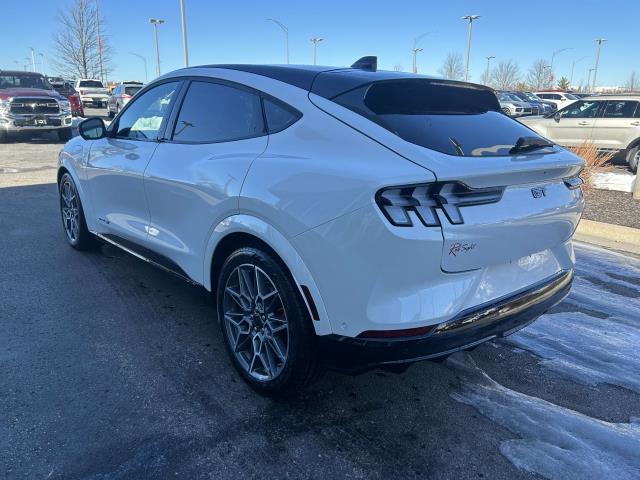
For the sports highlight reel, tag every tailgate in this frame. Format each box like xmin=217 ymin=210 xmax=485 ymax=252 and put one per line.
xmin=440 ymin=179 xmax=584 ymax=272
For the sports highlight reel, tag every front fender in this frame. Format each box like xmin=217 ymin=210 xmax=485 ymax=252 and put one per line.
xmin=203 ymin=214 xmax=333 ymax=336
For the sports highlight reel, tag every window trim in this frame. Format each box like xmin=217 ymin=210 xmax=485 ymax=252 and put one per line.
xmin=108 ymin=79 xmax=186 ymax=143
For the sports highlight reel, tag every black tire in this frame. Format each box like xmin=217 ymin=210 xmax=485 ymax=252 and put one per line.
xmin=0 ymin=130 xmax=7 ymax=143
xmin=57 ymin=128 xmax=72 ymax=142
xmin=626 ymin=146 xmax=639 ymax=174
xmin=216 ymin=247 xmax=321 ymax=396
xmin=108 ymin=108 xmax=115 ymax=119
xmin=58 ymin=173 xmax=98 ymax=251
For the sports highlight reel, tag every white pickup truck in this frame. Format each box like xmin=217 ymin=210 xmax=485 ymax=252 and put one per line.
xmin=74 ymin=79 xmax=109 ymax=108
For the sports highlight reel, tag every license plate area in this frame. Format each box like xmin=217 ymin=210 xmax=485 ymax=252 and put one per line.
xmin=33 ymin=116 xmax=48 ymax=126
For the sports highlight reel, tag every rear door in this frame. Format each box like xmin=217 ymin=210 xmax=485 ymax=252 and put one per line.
xmin=590 ymin=100 xmax=640 ymax=150
xmin=545 ymin=99 xmax=603 ymax=146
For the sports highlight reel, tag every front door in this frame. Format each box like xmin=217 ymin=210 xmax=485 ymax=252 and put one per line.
xmin=86 ymin=81 xmax=182 ymax=244
xmin=546 ymin=99 xmax=603 ymax=147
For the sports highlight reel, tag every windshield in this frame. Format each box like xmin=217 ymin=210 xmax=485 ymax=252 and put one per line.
xmin=0 ymin=74 xmax=52 ymax=90
xmin=333 ymin=79 xmax=555 ymax=157
xmin=79 ymin=80 xmax=104 ymax=88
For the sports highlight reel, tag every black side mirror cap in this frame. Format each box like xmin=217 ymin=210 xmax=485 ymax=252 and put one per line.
xmin=79 ymin=117 xmax=107 ymax=140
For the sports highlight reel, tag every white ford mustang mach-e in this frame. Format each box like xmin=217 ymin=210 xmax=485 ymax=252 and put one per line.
xmin=58 ymin=57 xmax=584 ymax=395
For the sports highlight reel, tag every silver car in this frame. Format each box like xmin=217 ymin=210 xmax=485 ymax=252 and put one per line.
xmin=498 ymin=93 xmax=532 ymax=117
xmin=107 ymin=83 xmax=143 ymax=118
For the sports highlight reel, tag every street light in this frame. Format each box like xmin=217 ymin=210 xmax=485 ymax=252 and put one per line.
xmin=311 ymin=37 xmax=324 ymax=65
xmin=30 ymin=47 xmax=36 ymax=72
xmin=129 ymin=52 xmax=149 ymax=83
xmin=550 ymin=48 xmax=572 ymax=77
xmin=267 ymin=18 xmax=289 ymax=64
xmin=592 ymin=38 xmax=607 ymax=91
xmin=484 ymin=55 xmax=495 ymax=85
xmin=570 ymin=56 xmax=588 ymax=86
xmin=412 ymin=32 xmax=432 ymax=74
xmin=149 ymin=18 xmax=165 ymax=77
xmin=462 ymin=15 xmax=480 ymax=82
xmin=180 ymin=0 xmax=189 ymax=67
xmin=587 ymin=68 xmax=595 ymax=91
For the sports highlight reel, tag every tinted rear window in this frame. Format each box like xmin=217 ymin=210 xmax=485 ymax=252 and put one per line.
xmin=332 ymin=79 xmax=553 ymax=157
xmin=79 ymin=80 xmax=104 ymax=88
xmin=124 ymin=86 xmax=142 ymax=96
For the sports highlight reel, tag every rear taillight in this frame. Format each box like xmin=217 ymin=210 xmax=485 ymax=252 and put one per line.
xmin=122 ymin=94 xmax=132 ymax=99
xmin=375 ymin=182 xmax=504 ymax=227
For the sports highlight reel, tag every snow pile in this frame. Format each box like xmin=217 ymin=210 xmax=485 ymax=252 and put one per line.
xmin=448 ymin=353 xmax=640 ymax=480
xmin=505 ymin=244 xmax=640 ymax=393
xmin=590 ymin=171 xmax=636 ymax=193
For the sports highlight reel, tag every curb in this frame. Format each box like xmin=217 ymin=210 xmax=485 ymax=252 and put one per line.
xmin=575 ymin=219 xmax=640 ymax=256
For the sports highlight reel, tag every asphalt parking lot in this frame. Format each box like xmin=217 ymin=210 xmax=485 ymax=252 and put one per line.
xmin=1 ymin=121 xmax=639 ymax=479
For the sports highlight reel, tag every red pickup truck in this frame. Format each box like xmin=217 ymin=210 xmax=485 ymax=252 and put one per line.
xmin=0 ymin=70 xmax=73 ymax=142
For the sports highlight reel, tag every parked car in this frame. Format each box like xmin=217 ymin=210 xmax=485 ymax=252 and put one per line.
xmin=74 ymin=78 xmax=109 ymax=107
xmin=498 ymin=92 xmax=532 ymax=116
xmin=107 ymin=82 xmax=143 ymax=118
xmin=0 ymin=70 xmax=73 ymax=142
xmin=48 ymin=78 xmax=84 ymax=117
xmin=520 ymin=91 xmax=556 ymax=114
xmin=59 ymin=60 xmax=584 ymax=394
xmin=519 ymin=95 xmax=640 ymax=172
xmin=534 ymin=91 xmax=578 ymax=110
xmin=508 ymin=91 xmax=543 ymax=115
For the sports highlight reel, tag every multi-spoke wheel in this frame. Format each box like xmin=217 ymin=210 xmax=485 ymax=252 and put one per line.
xmin=217 ymin=247 xmax=320 ymax=395
xmin=58 ymin=173 xmax=97 ymax=250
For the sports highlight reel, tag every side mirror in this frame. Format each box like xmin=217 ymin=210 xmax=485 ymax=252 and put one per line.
xmin=553 ymin=113 xmax=561 ymax=123
xmin=79 ymin=117 xmax=106 ymax=140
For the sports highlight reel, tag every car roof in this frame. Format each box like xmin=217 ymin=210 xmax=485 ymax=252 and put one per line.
xmin=189 ymin=63 xmax=482 ymax=99
xmin=0 ymin=70 xmax=44 ymax=76
xmin=582 ymin=95 xmax=640 ymax=101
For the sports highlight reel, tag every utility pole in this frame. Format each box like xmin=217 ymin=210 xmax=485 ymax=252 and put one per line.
xmin=150 ymin=18 xmax=165 ymax=77
xmin=549 ymin=47 xmax=572 ymax=86
xmin=462 ymin=15 xmax=480 ymax=82
xmin=96 ymin=0 xmax=104 ymax=84
xmin=311 ymin=37 xmax=324 ymax=65
xmin=129 ymin=53 xmax=148 ymax=83
xmin=267 ymin=19 xmax=289 ymax=64
xmin=592 ymin=38 xmax=607 ymax=91
xmin=570 ymin=56 xmax=588 ymax=86
xmin=411 ymin=32 xmax=432 ymax=74
xmin=180 ymin=0 xmax=189 ymax=67
xmin=30 ymin=48 xmax=36 ymax=72
xmin=484 ymin=55 xmax=495 ymax=85
xmin=587 ymin=68 xmax=595 ymax=91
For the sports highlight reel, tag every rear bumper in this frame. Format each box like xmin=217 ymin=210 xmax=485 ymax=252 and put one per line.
xmin=318 ymin=269 xmax=573 ymax=374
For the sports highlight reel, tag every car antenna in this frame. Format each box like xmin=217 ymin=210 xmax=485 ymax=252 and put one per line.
xmin=351 ymin=56 xmax=377 ymax=72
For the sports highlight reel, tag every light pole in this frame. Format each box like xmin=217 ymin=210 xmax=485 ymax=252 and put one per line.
xmin=570 ymin=56 xmax=588 ymax=86
xmin=30 ymin=47 xmax=36 ymax=72
xmin=129 ymin=52 xmax=148 ymax=83
xmin=311 ymin=37 xmax=324 ymax=65
xmin=484 ymin=55 xmax=495 ymax=85
xmin=267 ymin=18 xmax=289 ymax=64
xmin=587 ymin=68 xmax=595 ymax=91
xmin=180 ymin=0 xmax=189 ymax=67
xmin=412 ymin=32 xmax=432 ymax=74
xmin=39 ymin=53 xmax=46 ymax=74
xmin=549 ymin=48 xmax=572 ymax=81
xmin=462 ymin=15 xmax=480 ymax=82
xmin=149 ymin=18 xmax=165 ymax=77
xmin=592 ymin=38 xmax=607 ymax=91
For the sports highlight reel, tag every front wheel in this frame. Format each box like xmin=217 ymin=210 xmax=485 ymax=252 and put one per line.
xmin=59 ymin=173 xmax=98 ymax=250
xmin=216 ymin=247 xmax=321 ymax=396
xmin=626 ymin=146 xmax=639 ymax=174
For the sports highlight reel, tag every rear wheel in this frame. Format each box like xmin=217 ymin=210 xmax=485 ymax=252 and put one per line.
xmin=57 ymin=128 xmax=72 ymax=142
xmin=59 ymin=173 xmax=98 ymax=250
xmin=626 ymin=146 xmax=639 ymax=173
xmin=217 ymin=247 xmax=321 ymax=396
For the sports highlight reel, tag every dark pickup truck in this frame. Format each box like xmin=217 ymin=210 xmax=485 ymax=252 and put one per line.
xmin=0 ymin=70 xmax=73 ymax=142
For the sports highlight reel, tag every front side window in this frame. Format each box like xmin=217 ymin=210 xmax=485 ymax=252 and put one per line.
xmin=114 ymin=81 xmax=179 ymax=140
xmin=559 ymin=100 xmax=602 ymax=119
xmin=602 ymin=101 xmax=638 ymax=118
xmin=172 ymin=81 xmax=264 ymax=143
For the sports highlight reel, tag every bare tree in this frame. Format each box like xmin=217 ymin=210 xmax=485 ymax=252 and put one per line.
xmin=491 ymin=60 xmax=521 ymax=90
xmin=52 ymin=0 xmax=114 ymax=81
xmin=526 ymin=59 xmax=549 ymax=91
xmin=625 ymin=72 xmax=638 ymax=92
xmin=439 ymin=52 xmax=464 ymax=81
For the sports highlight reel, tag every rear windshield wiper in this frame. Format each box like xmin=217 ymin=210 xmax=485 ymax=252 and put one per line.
xmin=509 ymin=136 xmax=554 ymax=154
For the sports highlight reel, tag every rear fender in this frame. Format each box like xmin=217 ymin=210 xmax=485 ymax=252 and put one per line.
xmin=203 ymin=214 xmax=333 ymax=336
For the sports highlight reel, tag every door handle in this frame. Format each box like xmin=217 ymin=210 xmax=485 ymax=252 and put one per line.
xmin=578 ymin=122 xmax=590 ymax=126
xmin=631 ymin=121 xmax=640 ymax=126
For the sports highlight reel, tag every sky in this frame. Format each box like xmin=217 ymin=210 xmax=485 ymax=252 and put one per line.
xmin=1 ymin=0 xmax=638 ymax=88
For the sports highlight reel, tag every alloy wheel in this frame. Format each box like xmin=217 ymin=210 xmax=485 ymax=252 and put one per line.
xmin=223 ymin=264 xmax=289 ymax=381
xmin=60 ymin=177 xmax=80 ymax=243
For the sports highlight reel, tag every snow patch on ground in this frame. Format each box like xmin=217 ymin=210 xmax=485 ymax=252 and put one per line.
xmin=591 ymin=171 xmax=636 ymax=193
xmin=448 ymin=353 xmax=640 ymax=480
xmin=504 ymin=244 xmax=640 ymax=393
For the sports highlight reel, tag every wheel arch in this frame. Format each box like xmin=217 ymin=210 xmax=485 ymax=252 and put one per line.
xmin=204 ymin=214 xmax=333 ymax=335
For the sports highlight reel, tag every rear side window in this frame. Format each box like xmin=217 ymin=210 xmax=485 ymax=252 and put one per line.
xmin=263 ymin=98 xmax=300 ymax=133
xmin=602 ymin=101 xmax=638 ymax=118
xmin=333 ymin=79 xmax=553 ymax=157
xmin=172 ymin=81 xmax=265 ymax=143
